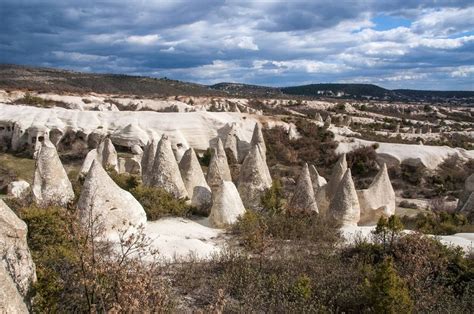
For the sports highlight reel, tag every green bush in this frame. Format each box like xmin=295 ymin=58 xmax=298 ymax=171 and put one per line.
xmin=130 ymin=185 xmax=193 ymax=220
xmin=260 ymin=179 xmax=285 ymax=214
xmin=401 ymin=211 xmax=473 ymax=235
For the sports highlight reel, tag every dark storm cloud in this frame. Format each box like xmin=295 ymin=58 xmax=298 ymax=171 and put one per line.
xmin=0 ymin=0 xmax=473 ymax=89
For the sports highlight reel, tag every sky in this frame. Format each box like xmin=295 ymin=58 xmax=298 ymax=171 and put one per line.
xmin=1 ymin=0 xmax=473 ymax=90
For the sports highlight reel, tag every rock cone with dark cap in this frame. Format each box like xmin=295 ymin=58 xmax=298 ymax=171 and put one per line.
xmin=238 ymin=144 xmax=272 ymax=209
xmin=179 ymin=147 xmax=212 ymax=211
xmin=287 ymin=163 xmax=319 ymax=214
xmin=149 ymin=135 xmax=188 ymax=199
xmin=32 ymin=139 xmax=74 ymax=206
xmin=329 ymin=169 xmax=360 ymax=226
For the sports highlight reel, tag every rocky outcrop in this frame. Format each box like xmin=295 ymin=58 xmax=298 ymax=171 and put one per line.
xmin=96 ymin=138 xmax=118 ymax=172
xmin=118 ymin=155 xmax=141 ymax=175
xmin=141 ymin=140 xmax=158 ymax=186
xmin=309 ymin=165 xmax=327 ymax=213
xmin=222 ymin=123 xmax=240 ymax=163
xmin=325 ymin=154 xmax=347 ymax=200
xmin=32 ymin=140 xmax=74 ymax=206
xmin=250 ymin=123 xmax=266 ymax=158
xmin=287 ymin=164 xmax=319 ymax=214
xmin=328 ymin=169 xmax=360 ymax=226
xmin=357 ymin=164 xmax=395 ymax=225
xmin=458 ymin=173 xmax=474 ymax=213
xmin=7 ymin=180 xmax=30 ymax=199
xmin=0 ymin=200 xmax=36 ymax=312
xmin=148 ymin=135 xmax=188 ymax=199
xmin=77 ymin=161 xmax=147 ymax=236
xmin=209 ymin=181 xmax=246 ymax=228
xmin=79 ymin=149 xmax=98 ymax=178
xmin=314 ymin=113 xmax=323 ymax=123
xmin=179 ymin=148 xmax=212 ymax=211
xmin=238 ymin=145 xmax=272 ymax=209
xmin=207 ymin=138 xmax=232 ymax=187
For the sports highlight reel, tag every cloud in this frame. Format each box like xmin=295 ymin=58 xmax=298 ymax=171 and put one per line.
xmin=125 ymin=34 xmax=160 ymax=45
xmin=0 ymin=0 xmax=473 ymax=90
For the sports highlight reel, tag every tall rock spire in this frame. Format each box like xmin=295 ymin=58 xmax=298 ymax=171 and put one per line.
xmin=179 ymin=148 xmax=212 ymax=211
xmin=238 ymin=144 xmax=272 ymax=209
xmin=357 ymin=164 xmax=395 ymax=224
xmin=209 ymin=181 xmax=246 ymax=228
xmin=207 ymin=138 xmax=232 ymax=187
xmin=32 ymin=139 xmax=74 ymax=206
xmin=250 ymin=123 xmax=266 ymax=158
xmin=287 ymin=163 xmax=319 ymax=214
xmin=328 ymin=169 xmax=360 ymax=226
xmin=149 ymin=135 xmax=188 ymax=199
xmin=141 ymin=139 xmax=158 ymax=186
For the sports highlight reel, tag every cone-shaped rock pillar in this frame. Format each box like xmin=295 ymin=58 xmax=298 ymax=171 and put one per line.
xmin=207 ymin=138 xmax=232 ymax=187
xmin=287 ymin=163 xmax=319 ymax=214
xmin=223 ymin=123 xmax=240 ymax=163
xmin=141 ymin=139 xmax=158 ymax=186
xmin=250 ymin=123 xmax=266 ymax=158
xmin=458 ymin=173 xmax=474 ymax=213
xmin=149 ymin=135 xmax=188 ymax=199
xmin=328 ymin=169 xmax=360 ymax=226
xmin=96 ymin=138 xmax=118 ymax=172
xmin=238 ymin=144 xmax=272 ymax=209
xmin=209 ymin=181 xmax=246 ymax=228
xmin=357 ymin=164 xmax=395 ymax=224
xmin=326 ymin=154 xmax=347 ymax=200
xmin=77 ymin=161 xmax=147 ymax=235
xmin=32 ymin=140 xmax=74 ymax=206
xmin=179 ymin=148 xmax=212 ymax=211
xmin=0 ymin=199 xmax=37 ymax=311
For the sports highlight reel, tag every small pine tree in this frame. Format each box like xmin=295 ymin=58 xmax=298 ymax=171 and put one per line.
xmin=365 ymin=257 xmax=413 ymax=313
xmin=374 ymin=215 xmax=403 ymax=251
xmin=260 ymin=179 xmax=285 ymax=215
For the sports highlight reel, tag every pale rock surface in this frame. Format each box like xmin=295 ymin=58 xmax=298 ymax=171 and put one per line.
xmin=79 ymin=149 xmax=98 ymax=178
xmin=110 ymin=123 xmax=149 ymax=147
xmin=0 ymin=200 xmax=36 ymax=312
xmin=329 ymin=169 xmax=360 ymax=226
xmin=314 ymin=113 xmax=323 ymax=122
xmin=149 ymin=135 xmax=188 ymax=199
xmin=141 ymin=140 xmax=158 ymax=186
xmin=118 ymin=156 xmax=141 ymax=175
xmin=325 ymin=154 xmax=348 ymax=204
xmin=309 ymin=165 xmax=327 ymax=213
xmin=179 ymin=148 xmax=212 ymax=211
xmin=250 ymin=123 xmax=266 ymax=158
xmin=96 ymin=138 xmax=119 ymax=172
xmin=32 ymin=140 xmax=74 ymax=206
xmin=209 ymin=181 xmax=246 ymax=228
xmin=222 ymin=123 xmax=240 ymax=162
xmin=77 ymin=161 xmax=147 ymax=236
xmin=238 ymin=144 xmax=272 ymax=209
xmin=357 ymin=164 xmax=396 ymax=225
xmin=458 ymin=173 xmax=474 ymax=213
xmin=287 ymin=163 xmax=319 ymax=214
xmin=7 ymin=180 xmax=30 ymax=198
xmin=207 ymin=138 xmax=232 ymax=187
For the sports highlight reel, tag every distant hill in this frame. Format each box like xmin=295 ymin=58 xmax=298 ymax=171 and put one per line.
xmin=0 ymin=64 xmax=472 ymax=104
xmin=0 ymin=64 xmax=220 ymax=97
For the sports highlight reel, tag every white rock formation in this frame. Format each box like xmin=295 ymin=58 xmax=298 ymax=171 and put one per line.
xmin=222 ymin=123 xmax=240 ymax=162
xmin=238 ymin=144 xmax=272 ymax=209
xmin=7 ymin=180 xmax=30 ymax=199
xmin=325 ymin=154 xmax=347 ymax=201
xmin=141 ymin=139 xmax=158 ymax=186
xmin=179 ymin=148 xmax=212 ymax=211
xmin=79 ymin=149 xmax=98 ymax=178
xmin=314 ymin=113 xmax=323 ymax=122
xmin=96 ymin=138 xmax=119 ymax=172
xmin=250 ymin=123 xmax=266 ymax=158
xmin=77 ymin=161 xmax=147 ymax=236
xmin=357 ymin=164 xmax=395 ymax=225
xmin=0 ymin=200 xmax=36 ymax=312
xmin=207 ymin=138 xmax=232 ymax=187
xmin=32 ymin=140 xmax=74 ymax=206
xmin=287 ymin=163 xmax=319 ymax=214
xmin=149 ymin=135 xmax=188 ymax=199
xmin=209 ymin=181 xmax=246 ymax=228
xmin=328 ymin=169 xmax=360 ymax=226
xmin=309 ymin=165 xmax=327 ymax=213
xmin=458 ymin=173 xmax=474 ymax=213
